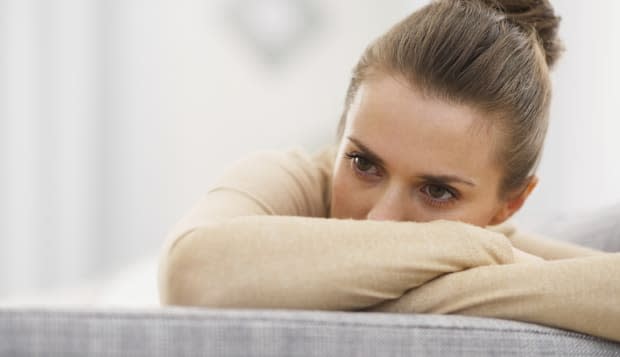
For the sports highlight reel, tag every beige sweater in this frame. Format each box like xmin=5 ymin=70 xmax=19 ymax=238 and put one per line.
xmin=159 ymin=146 xmax=620 ymax=342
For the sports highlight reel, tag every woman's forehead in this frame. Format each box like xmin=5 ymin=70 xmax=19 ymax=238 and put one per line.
xmin=344 ymin=75 xmax=502 ymax=182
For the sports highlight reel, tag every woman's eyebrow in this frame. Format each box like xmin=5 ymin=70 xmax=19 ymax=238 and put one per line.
xmin=347 ymin=136 xmax=386 ymax=166
xmin=347 ymin=136 xmax=476 ymax=187
xmin=418 ymin=174 xmax=476 ymax=187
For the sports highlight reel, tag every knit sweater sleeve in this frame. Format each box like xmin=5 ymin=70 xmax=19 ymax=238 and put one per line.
xmin=366 ymin=253 xmax=620 ymax=342
xmin=158 ymin=147 xmax=517 ymax=310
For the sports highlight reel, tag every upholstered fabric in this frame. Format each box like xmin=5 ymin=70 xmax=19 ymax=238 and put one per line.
xmin=537 ymin=203 xmax=620 ymax=252
xmin=1 ymin=308 xmax=619 ymax=357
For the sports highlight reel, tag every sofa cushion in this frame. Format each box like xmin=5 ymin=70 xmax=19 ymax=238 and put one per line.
xmin=1 ymin=308 xmax=618 ymax=356
xmin=521 ymin=203 xmax=620 ymax=252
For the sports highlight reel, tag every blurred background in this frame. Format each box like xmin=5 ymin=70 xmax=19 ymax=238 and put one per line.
xmin=1 ymin=0 xmax=619 ymax=302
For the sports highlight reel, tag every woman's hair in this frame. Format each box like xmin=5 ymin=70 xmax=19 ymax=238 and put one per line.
xmin=337 ymin=0 xmax=563 ymax=197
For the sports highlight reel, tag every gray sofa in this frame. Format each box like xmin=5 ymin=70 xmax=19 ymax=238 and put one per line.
xmin=1 ymin=308 xmax=619 ymax=356
xmin=1 ymin=205 xmax=619 ymax=356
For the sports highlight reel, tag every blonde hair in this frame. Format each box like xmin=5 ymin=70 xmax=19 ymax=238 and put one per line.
xmin=337 ymin=0 xmax=563 ymax=196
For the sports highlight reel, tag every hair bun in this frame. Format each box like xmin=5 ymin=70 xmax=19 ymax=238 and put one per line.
xmin=478 ymin=0 xmax=563 ymax=68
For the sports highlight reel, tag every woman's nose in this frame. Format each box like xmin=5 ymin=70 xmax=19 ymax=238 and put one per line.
xmin=366 ymin=187 xmax=408 ymax=222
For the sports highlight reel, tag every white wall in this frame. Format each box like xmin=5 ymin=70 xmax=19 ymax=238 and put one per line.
xmin=518 ymin=1 xmax=620 ymax=221
xmin=1 ymin=0 xmax=100 ymax=294
xmin=1 ymin=0 xmax=619 ymax=298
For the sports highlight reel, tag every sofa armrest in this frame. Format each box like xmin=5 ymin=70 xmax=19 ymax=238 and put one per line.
xmin=1 ymin=308 xmax=618 ymax=356
xmin=517 ymin=203 xmax=620 ymax=252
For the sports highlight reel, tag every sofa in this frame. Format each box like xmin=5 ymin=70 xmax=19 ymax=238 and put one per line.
xmin=1 ymin=205 xmax=619 ymax=356
xmin=2 ymin=307 xmax=620 ymax=356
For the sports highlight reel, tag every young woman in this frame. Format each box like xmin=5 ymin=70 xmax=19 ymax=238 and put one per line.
xmin=159 ymin=0 xmax=620 ymax=342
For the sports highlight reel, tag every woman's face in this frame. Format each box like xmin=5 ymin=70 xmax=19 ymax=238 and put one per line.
xmin=330 ymin=73 xmax=529 ymax=227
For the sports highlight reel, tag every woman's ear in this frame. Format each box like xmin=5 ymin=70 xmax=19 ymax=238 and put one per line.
xmin=489 ymin=176 xmax=539 ymax=226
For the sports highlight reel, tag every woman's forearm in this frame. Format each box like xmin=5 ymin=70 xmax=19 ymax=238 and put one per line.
xmin=159 ymin=216 xmax=517 ymax=310
xmin=367 ymin=253 xmax=620 ymax=342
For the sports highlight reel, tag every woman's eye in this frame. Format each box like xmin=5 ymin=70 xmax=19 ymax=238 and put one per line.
xmin=423 ymin=184 xmax=454 ymax=201
xmin=354 ymin=156 xmax=374 ymax=172
xmin=345 ymin=152 xmax=381 ymax=177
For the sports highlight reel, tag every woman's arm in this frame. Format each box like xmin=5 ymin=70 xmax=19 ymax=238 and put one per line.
xmin=158 ymin=149 xmax=520 ymax=310
xmin=367 ymin=253 xmax=620 ymax=342
xmin=160 ymin=213 xmax=518 ymax=310
xmin=488 ymin=223 xmax=604 ymax=260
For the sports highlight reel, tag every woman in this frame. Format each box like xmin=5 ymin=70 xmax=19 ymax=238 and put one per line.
xmin=159 ymin=0 xmax=620 ymax=342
